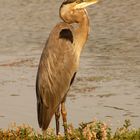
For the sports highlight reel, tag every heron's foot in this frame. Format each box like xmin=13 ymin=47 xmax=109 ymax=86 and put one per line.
xmin=63 ymin=123 xmax=70 ymax=140
xmin=42 ymin=130 xmax=47 ymax=138
xmin=63 ymin=122 xmax=68 ymax=134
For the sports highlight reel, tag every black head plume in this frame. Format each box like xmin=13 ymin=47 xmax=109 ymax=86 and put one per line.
xmin=63 ymin=0 xmax=76 ymax=5
xmin=62 ymin=0 xmax=83 ymax=4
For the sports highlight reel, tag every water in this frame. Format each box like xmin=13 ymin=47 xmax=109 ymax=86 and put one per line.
xmin=0 ymin=0 xmax=140 ymax=131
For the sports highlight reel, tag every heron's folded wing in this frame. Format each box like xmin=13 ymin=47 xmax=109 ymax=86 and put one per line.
xmin=36 ymin=23 xmax=77 ymax=129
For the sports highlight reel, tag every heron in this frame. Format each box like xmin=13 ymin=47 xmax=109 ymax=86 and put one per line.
xmin=36 ymin=0 xmax=98 ymax=135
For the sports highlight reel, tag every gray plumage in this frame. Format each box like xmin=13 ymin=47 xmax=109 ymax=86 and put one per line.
xmin=36 ymin=23 xmax=77 ymax=130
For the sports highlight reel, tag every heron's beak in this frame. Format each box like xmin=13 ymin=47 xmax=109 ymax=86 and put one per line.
xmin=74 ymin=0 xmax=98 ymax=9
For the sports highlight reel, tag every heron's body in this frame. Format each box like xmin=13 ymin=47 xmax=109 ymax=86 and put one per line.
xmin=36 ymin=23 xmax=78 ymax=129
xmin=36 ymin=0 xmax=97 ymax=134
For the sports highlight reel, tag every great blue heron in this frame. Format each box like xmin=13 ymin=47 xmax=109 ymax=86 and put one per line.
xmin=36 ymin=0 xmax=98 ymax=135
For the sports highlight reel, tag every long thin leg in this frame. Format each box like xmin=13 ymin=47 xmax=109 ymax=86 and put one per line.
xmin=55 ymin=106 xmax=60 ymax=135
xmin=61 ymin=101 xmax=67 ymax=134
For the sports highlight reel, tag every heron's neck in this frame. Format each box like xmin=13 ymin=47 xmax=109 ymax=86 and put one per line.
xmin=74 ymin=12 xmax=89 ymax=59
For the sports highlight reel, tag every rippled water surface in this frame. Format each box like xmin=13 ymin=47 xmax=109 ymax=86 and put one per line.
xmin=0 ymin=0 xmax=140 ymax=130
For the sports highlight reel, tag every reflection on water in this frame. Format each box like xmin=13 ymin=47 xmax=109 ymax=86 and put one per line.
xmin=0 ymin=0 xmax=140 ymax=130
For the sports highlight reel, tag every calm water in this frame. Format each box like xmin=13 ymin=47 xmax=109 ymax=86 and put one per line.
xmin=0 ymin=0 xmax=140 ymax=130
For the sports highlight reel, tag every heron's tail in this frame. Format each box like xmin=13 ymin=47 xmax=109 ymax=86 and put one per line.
xmin=37 ymin=102 xmax=53 ymax=130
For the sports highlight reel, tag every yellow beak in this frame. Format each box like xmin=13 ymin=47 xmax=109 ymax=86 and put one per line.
xmin=74 ymin=0 xmax=98 ymax=9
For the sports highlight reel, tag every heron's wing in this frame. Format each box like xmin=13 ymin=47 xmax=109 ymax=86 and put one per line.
xmin=36 ymin=23 xmax=77 ymax=130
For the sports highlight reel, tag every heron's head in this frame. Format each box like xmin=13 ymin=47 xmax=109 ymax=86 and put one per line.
xmin=60 ymin=0 xmax=98 ymax=23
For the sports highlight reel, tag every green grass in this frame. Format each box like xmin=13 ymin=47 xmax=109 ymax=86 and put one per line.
xmin=0 ymin=120 xmax=140 ymax=140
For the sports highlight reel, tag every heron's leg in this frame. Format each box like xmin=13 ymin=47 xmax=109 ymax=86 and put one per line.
xmin=61 ymin=101 xmax=67 ymax=134
xmin=55 ymin=106 xmax=60 ymax=135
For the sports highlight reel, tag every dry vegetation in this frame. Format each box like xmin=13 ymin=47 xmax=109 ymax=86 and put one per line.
xmin=0 ymin=120 xmax=140 ymax=140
